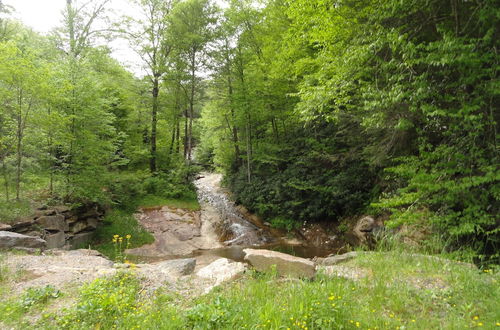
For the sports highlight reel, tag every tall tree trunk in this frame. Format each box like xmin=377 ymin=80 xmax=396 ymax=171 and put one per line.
xmin=175 ymin=119 xmax=180 ymax=154
xmin=187 ymin=51 xmax=196 ymax=163
xmin=150 ymin=75 xmax=159 ymax=173
xmin=2 ymin=157 xmax=9 ymax=202
xmin=245 ymin=119 xmax=251 ymax=183
xmin=224 ymin=39 xmax=240 ymax=166
xmin=15 ymin=90 xmax=23 ymax=201
xmin=183 ymin=109 xmax=188 ymax=158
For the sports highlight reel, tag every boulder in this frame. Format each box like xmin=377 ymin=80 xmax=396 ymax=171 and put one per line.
xmin=71 ymin=220 xmax=89 ymax=234
xmin=197 ymin=258 xmax=246 ymax=290
xmin=53 ymin=205 xmax=71 ymax=214
xmin=154 ymin=258 xmax=196 ymax=276
xmin=65 ymin=216 xmax=79 ymax=224
xmin=243 ymin=248 xmax=316 ymax=278
xmin=353 ymin=216 xmax=377 ymax=242
xmin=0 ymin=231 xmax=46 ymax=249
xmin=86 ymin=218 xmax=99 ymax=229
xmin=37 ymin=215 xmax=68 ymax=232
xmin=45 ymin=231 xmax=66 ymax=249
xmin=11 ymin=218 xmax=35 ymax=231
xmin=69 ymin=232 xmax=94 ymax=248
xmin=319 ymin=251 xmax=359 ymax=266
xmin=0 ymin=223 xmax=12 ymax=231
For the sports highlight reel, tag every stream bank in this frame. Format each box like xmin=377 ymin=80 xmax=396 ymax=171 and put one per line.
xmin=125 ymin=172 xmax=348 ymax=265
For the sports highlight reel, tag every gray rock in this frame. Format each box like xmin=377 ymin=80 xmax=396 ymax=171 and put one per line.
xmin=243 ymin=248 xmax=316 ymax=278
xmin=45 ymin=231 xmax=66 ymax=249
xmin=196 ymin=258 xmax=246 ymax=292
xmin=11 ymin=218 xmax=35 ymax=231
xmin=65 ymin=249 xmax=103 ymax=257
xmin=319 ymin=251 xmax=359 ymax=266
xmin=69 ymin=232 xmax=94 ymax=248
xmin=0 ymin=231 xmax=46 ymax=249
xmin=54 ymin=206 xmax=71 ymax=214
xmin=37 ymin=215 xmax=68 ymax=232
xmin=71 ymin=221 xmax=89 ymax=234
xmin=65 ymin=216 xmax=79 ymax=224
xmin=86 ymin=218 xmax=99 ymax=229
xmin=356 ymin=216 xmax=376 ymax=232
xmin=0 ymin=223 xmax=12 ymax=231
xmin=353 ymin=216 xmax=377 ymax=242
xmin=155 ymin=258 xmax=196 ymax=276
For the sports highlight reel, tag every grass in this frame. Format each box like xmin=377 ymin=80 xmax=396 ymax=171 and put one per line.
xmin=91 ymin=209 xmax=154 ymax=260
xmin=136 ymin=194 xmax=200 ymax=211
xmin=0 ymin=251 xmax=484 ymax=329
xmin=0 ymin=199 xmax=33 ymax=224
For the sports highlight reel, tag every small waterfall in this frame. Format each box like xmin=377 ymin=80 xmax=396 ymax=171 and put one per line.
xmin=195 ymin=173 xmax=274 ymax=246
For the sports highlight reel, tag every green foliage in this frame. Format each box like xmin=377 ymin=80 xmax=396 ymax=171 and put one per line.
xmin=199 ymin=0 xmax=499 ymax=260
xmin=0 ymin=199 xmax=32 ymax=224
xmin=2 ymin=252 xmax=494 ymax=329
xmin=0 ymin=285 xmax=60 ymax=325
xmin=55 ymin=272 xmax=140 ymax=329
xmin=269 ymin=216 xmax=299 ymax=232
xmin=93 ymin=210 xmax=154 ymax=260
xmin=230 ymin=125 xmax=375 ymax=224
xmin=20 ymin=286 xmax=60 ymax=310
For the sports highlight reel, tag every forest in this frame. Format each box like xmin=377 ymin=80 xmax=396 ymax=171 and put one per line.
xmin=0 ymin=0 xmax=499 ymax=329
xmin=0 ymin=0 xmax=498 ymax=263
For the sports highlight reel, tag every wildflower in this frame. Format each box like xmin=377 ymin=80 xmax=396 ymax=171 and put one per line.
xmin=328 ymin=296 xmax=335 ymax=300
xmin=478 ymin=322 xmax=483 ymax=326
xmin=113 ymin=234 xmax=119 ymax=238
xmin=126 ymin=234 xmax=131 ymax=239
xmin=474 ymin=316 xmax=479 ymax=320
xmin=356 ymin=322 xmax=360 ymax=327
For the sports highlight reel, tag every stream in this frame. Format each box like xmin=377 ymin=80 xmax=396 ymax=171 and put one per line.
xmin=126 ymin=172 xmax=336 ymax=264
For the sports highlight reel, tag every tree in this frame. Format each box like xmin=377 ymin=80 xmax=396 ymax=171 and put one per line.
xmin=169 ymin=0 xmax=218 ymax=162
xmin=123 ymin=0 xmax=173 ymax=173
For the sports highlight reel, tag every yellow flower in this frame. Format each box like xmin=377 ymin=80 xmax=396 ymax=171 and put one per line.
xmin=113 ymin=234 xmax=119 ymax=238
xmin=478 ymin=322 xmax=483 ymax=326
xmin=356 ymin=322 xmax=360 ymax=327
xmin=126 ymin=234 xmax=131 ymax=239
xmin=328 ymin=296 xmax=335 ymax=300
xmin=474 ymin=316 xmax=479 ymax=320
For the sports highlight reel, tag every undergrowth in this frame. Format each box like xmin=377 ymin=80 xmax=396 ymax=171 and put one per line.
xmin=21 ymin=251 xmax=499 ymax=330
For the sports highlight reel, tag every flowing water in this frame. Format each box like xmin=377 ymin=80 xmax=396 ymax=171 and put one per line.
xmin=193 ymin=173 xmax=336 ymax=260
xmin=127 ymin=172 xmax=337 ymax=264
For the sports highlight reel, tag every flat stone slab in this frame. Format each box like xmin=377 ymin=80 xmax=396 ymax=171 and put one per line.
xmin=154 ymin=258 xmax=197 ymax=276
xmin=196 ymin=258 xmax=246 ymax=293
xmin=36 ymin=215 xmax=68 ymax=232
xmin=318 ymin=251 xmax=359 ymax=266
xmin=243 ymin=248 xmax=316 ymax=279
xmin=0 ymin=231 xmax=46 ymax=249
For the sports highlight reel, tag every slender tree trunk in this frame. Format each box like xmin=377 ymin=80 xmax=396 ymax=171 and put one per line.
xmin=168 ymin=117 xmax=176 ymax=156
xmin=245 ymin=119 xmax=251 ymax=183
xmin=2 ymin=157 xmax=9 ymax=202
xmin=150 ymin=76 xmax=159 ymax=173
xmin=183 ymin=109 xmax=188 ymax=158
xmin=175 ymin=119 xmax=180 ymax=154
xmin=15 ymin=90 xmax=23 ymax=201
xmin=187 ymin=50 xmax=196 ymax=163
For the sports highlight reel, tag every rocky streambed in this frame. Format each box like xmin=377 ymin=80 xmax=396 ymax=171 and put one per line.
xmin=124 ymin=172 xmax=346 ymax=266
